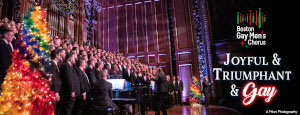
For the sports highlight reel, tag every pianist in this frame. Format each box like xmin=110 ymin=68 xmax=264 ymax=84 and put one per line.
xmin=89 ymin=70 xmax=119 ymax=114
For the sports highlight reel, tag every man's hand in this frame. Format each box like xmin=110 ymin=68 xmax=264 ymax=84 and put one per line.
xmin=150 ymin=74 xmax=154 ymax=79
xmin=211 ymin=80 xmax=214 ymax=84
xmin=151 ymin=74 xmax=157 ymax=80
xmin=71 ymin=92 xmax=75 ymax=98
xmin=82 ymin=93 xmax=86 ymax=100
xmin=55 ymin=93 xmax=60 ymax=102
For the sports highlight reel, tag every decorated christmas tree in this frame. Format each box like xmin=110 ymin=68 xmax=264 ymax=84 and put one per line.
xmin=0 ymin=6 xmax=55 ymax=115
xmin=190 ymin=76 xmax=202 ymax=105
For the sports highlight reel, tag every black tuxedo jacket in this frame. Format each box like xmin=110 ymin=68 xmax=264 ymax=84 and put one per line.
xmin=85 ymin=66 xmax=97 ymax=88
xmin=177 ymin=80 xmax=183 ymax=92
xmin=58 ymin=59 xmax=63 ymax=68
xmin=202 ymin=81 xmax=212 ymax=94
xmin=170 ymin=80 xmax=179 ymax=92
xmin=0 ymin=40 xmax=12 ymax=81
xmin=130 ymin=73 xmax=139 ymax=85
xmin=50 ymin=61 xmax=61 ymax=93
xmin=153 ymin=73 xmax=168 ymax=93
xmin=122 ymin=68 xmax=130 ymax=81
xmin=139 ymin=76 xmax=150 ymax=86
xmin=91 ymin=79 xmax=114 ymax=110
xmin=94 ymin=68 xmax=101 ymax=81
xmin=116 ymin=64 xmax=123 ymax=72
xmin=60 ymin=62 xmax=81 ymax=97
xmin=167 ymin=81 xmax=172 ymax=93
xmin=75 ymin=68 xmax=91 ymax=96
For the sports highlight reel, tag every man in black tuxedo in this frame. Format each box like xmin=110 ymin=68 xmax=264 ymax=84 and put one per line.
xmin=170 ymin=76 xmax=178 ymax=106
xmin=151 ymin=68 xmax=168 ymax=115
xmin=0 ymin=28 xmax=14 ymax=88
xmin=130 ymin=68 xmax=139 ymax=86
xmin=122 ymin=65 xmax=129 ymax=80
xmin=166 ymin=75 xmax=172 ymax=108
xmin=202 ymin=76 xmax=213 ymax=107
xmin=104 ymin=61 xmax=111 ymax=73
xmin=59 ymin=53 xmax=81 ymax=115
xmin=53 ymin=37 xmax=61 ymax=48
xmin=109 ymin=65 xmax=122 ymax=79
xmin=90 ymin=70 xmax=119 ymax=114
xmin=103 ymin=64 xmax=111 ymax=78
xmin=177 ymin=76 xmax=184 ymax=106
xmin=94 ymin=61 xmax=104 ymax=81
xmin=86 ymin=59 xmax=97 ymax=88
xmin=111 ymin=58 xmax=118 ymax=68
xmin=122 ymin=65 xmax=132 ymax=89
xmin=140 ymin=73 xmax=151 ymax=115
xmin=58 ymin=49 xmax=66 ymax=67
xmin=117 ymin=63 xmax=123 ymax=73
xmin=140 ymin=73 xmax=150 ymax=86
xmin=74 ymin=57 xmax=91 ymax=115
xmin=50 ymin=49 xmax=62 ymax=114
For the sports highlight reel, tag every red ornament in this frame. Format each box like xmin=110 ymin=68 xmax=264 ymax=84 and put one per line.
xmin=41 ymin=10 xmax=46 ymax=18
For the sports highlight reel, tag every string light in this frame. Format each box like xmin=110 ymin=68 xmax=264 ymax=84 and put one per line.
xmin=0 ymin=6 xmax=55 ymax=115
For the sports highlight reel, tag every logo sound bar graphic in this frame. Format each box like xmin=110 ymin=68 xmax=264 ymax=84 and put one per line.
xmin=237 ymin=8 xmax=266 ymax=28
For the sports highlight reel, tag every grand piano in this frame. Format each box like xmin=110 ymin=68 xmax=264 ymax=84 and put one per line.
xmin=107 ymin=78 xmax=153 ymax=114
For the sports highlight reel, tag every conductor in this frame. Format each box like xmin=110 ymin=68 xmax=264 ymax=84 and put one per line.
xmin=202 ymin=76 xmax=213 ymax=107
xmin=151 ymin=68 xmax=168 ymax=115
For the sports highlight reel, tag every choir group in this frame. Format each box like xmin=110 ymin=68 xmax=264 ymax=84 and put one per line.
xmin=0 ymin=17 xmax=184 ymax=115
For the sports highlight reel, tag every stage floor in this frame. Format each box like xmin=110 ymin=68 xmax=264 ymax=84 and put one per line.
xmin=147 ymin=105 xmax=241 ymax=115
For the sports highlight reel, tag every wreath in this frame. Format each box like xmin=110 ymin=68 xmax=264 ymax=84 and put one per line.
xmin=52 ymin=0 xmax=78 ymax=14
